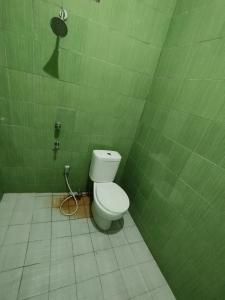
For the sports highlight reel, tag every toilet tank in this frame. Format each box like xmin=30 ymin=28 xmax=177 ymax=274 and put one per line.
xmin=89 ymin=150 xmax=121 ymax=182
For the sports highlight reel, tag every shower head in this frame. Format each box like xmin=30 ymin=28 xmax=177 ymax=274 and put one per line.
xmin=50 ymin=17 xmax=68 ymax=37
xmin=50 ymin=8 xmax=68 ymax=37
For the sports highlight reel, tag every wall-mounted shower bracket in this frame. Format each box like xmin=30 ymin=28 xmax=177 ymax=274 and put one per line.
xmin=59 ymin=8 xmax=68 ymax=21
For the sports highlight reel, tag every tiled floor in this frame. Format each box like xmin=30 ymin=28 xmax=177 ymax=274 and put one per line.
xmin=0 ymin=193 xmax=175 ymax=300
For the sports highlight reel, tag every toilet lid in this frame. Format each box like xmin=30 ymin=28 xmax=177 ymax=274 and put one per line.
xmin=96 ymin=182 xmax=129 ymax=214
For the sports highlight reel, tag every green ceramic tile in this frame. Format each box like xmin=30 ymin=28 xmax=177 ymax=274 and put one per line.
xmin=0 ymin=99 xmax=10 ymax=127
xmin=166 ymin=9 xmax=202 ymax=47
xmin=180 ymin=152 xmax=225 ymax=211
xmin=155 ymin=0 xmax=177 ymax=14
xmin=1 ymin=0 xmax=33 ymax=34
xmin=169 ymin=179 xmax=210 ymax=227
xmin=107 ymin=32 xmax=133 ymax=67
xmin=149 ymin=77 xmax=183 ymax=107
xmin=60 ymin=15 xmax=88 ymax=53
xmin=8 ymin=69 xmax=33 ymax=102
xmin=186 ymin=39 xmax=219 ymax=79
xmin=110 ymin=0 xmax=133 ymax=33
xmin=147 ymin=11 xmax=171 ymax=47
xmin=175 ymin=79 xmax=224 ymax=120
xmin=0 ymin=67 xmax=9 ymax=98
xmin=64 ymin=0 xmax=91 ymax=19
xmin=33 ymin=75 xmax=63 ymax=106
xmin=162 ymin=109 xmax=210 ymax=150
xmin=83 ymin=22 xmax=110 ymax=61
xmin=150 ymin=134 xmax=191 ymax=176
xmin=8 ymin=101 xmax=35 ymax=127
xmin=62 ymin=82 xmax=81 ymax=110
xmin=196 ymin=121 xmax=225 ymax=165
xmin=5 ymin=32 xmax=33 ymax=73
xmin=33 ymin=40 xmax=58 ymax=78
xmin=129 ymin=2 xmax=154 ymax=43
xmin=0 ymin=31 xmax=7 ymax=66
xmin=197 ymin=0 xmax=225 ymax=41
xmin=90 ymin=0 xmax=113 ymax=26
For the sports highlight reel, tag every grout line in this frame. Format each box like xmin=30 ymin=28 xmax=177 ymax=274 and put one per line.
xmin=48 ymin=193 xmax=53 ymax=300
xmin=16 ymin=221 xmax=32 ymax=300
xmin=88 ymin=220 xmax=105 ymax=299
xmin=22 ymin=291 xmax=49 ymax=300
xmin=68 ymin=212 xmax=78 ymax=300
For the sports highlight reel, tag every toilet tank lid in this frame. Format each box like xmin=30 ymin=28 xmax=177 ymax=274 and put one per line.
xmin=93 ymin=150 xmax=121 ymax=162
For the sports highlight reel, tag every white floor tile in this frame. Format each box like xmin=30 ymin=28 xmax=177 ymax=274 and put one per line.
xmin=49 ymin=284 xmax=77 ymax=300
xmin=121 ymin=265 xmax=148 ymax=298
xmin=0 ymin=211 xmax=13 ymax=226
xmin=14 ymin=195 xmax=35 ymax=211
xmin=32 ymin=208 xmax=52 ymax=223
xmin=25 ymin=240 xmax=51 ymax=265
xmin=91 ymin=232 xmax=111 ymax=251
xmin=19 ymin=263 xmax=50 ymax=299
xmin=124 ymin=226 xmax=143 ymax=243
xmin=52 ymin=208 xmax=68 ymax=222
xmin=0 ymin=243 xmax=27 ymax=272
xmin=72 ymin=234 xmax=93 ymax=256
xmin=95 ymin=249 xmax=118 ymax=275
xmin=151 ymin=285 xmax=176 ymax=300
xmin=70 ymin=218 xmax=89 ymax=236
xmin=87 ymin=218 xmax=98 ymax=233
xmin=4 ymin=224 xmax=30 ymax=245
xmin=1 ymin=193 xmax=18 ymax=208
xmin=131 ymin=292 xmax=154 ymax=300
xmin=0 ymin=226 xmax=8 ymax=245
xmin=109 ymin=230 xmax=128 ymax=247
xmin=109 ymin=220 xmax=123 ymax=232
xmin=34 ymin=194 xmax=52 ymax=209
xmin=139 ymin=261 xmax=167 ymax=290
xmin=26 ymin=293 xmax=49 ymax=300
xmin=130 ymin=241 xmax=154 ymax=264
xmin=51 ymin=237 xmax=73 ymax=261
xmin=0 ymin=268 xmax=23 ymax=300
xmin=52 ymin=221 xmax=71 ymax=239
xmin=121 ymin=212 xmax=135 ymax=227
xmin=50 ymin=257 xmax=75 ymax=290
xmin=10 ymin=210 xmax=33 ymax=225
xmin=114 ymin=244 xmax=135 ymax=268
xmin=77 ymin=277 xmax=104 ymax=300
xmin=100 ymin=270 xmax=129 ymax=300
xmin=74 ymin=252 xmax=99 ymax=282
xmin=29 ymin=222 xmax=51 ymax=241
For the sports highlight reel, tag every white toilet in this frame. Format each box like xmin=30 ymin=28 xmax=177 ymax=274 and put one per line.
xmin=89 ymin=150 xmax=130 ymax=231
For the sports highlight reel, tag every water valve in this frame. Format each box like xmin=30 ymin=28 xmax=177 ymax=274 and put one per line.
xmin=53 ymin=140 xmax=60 ymax=151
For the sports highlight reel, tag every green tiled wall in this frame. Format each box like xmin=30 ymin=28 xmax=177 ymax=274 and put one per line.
xmin=123 ymin=0 xmax=225 ymax=299
xmin=0 ymin=0 xmax=174 ymax=192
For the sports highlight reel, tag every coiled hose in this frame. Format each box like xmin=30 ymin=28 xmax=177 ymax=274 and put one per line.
xmin=59 ymin=172 xmax=78 ymax=216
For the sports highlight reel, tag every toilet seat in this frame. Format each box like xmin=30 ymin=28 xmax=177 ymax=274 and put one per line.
xmin=95 ymin=182 xmax=129 ymax=214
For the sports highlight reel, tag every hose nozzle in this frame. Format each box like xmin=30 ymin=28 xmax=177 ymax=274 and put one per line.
xmin=64 ymin=165 xmax=70 ymax=175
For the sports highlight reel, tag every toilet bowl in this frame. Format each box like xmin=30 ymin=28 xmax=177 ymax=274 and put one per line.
xmin=89 ymin=150 xmax=130 ymax=231
xmin=92 ymin=182 xmax=129 ymax=230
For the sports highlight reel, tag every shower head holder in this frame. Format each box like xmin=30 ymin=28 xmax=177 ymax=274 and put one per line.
xmin=59 ymin=8 xmax=68 ymax=21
